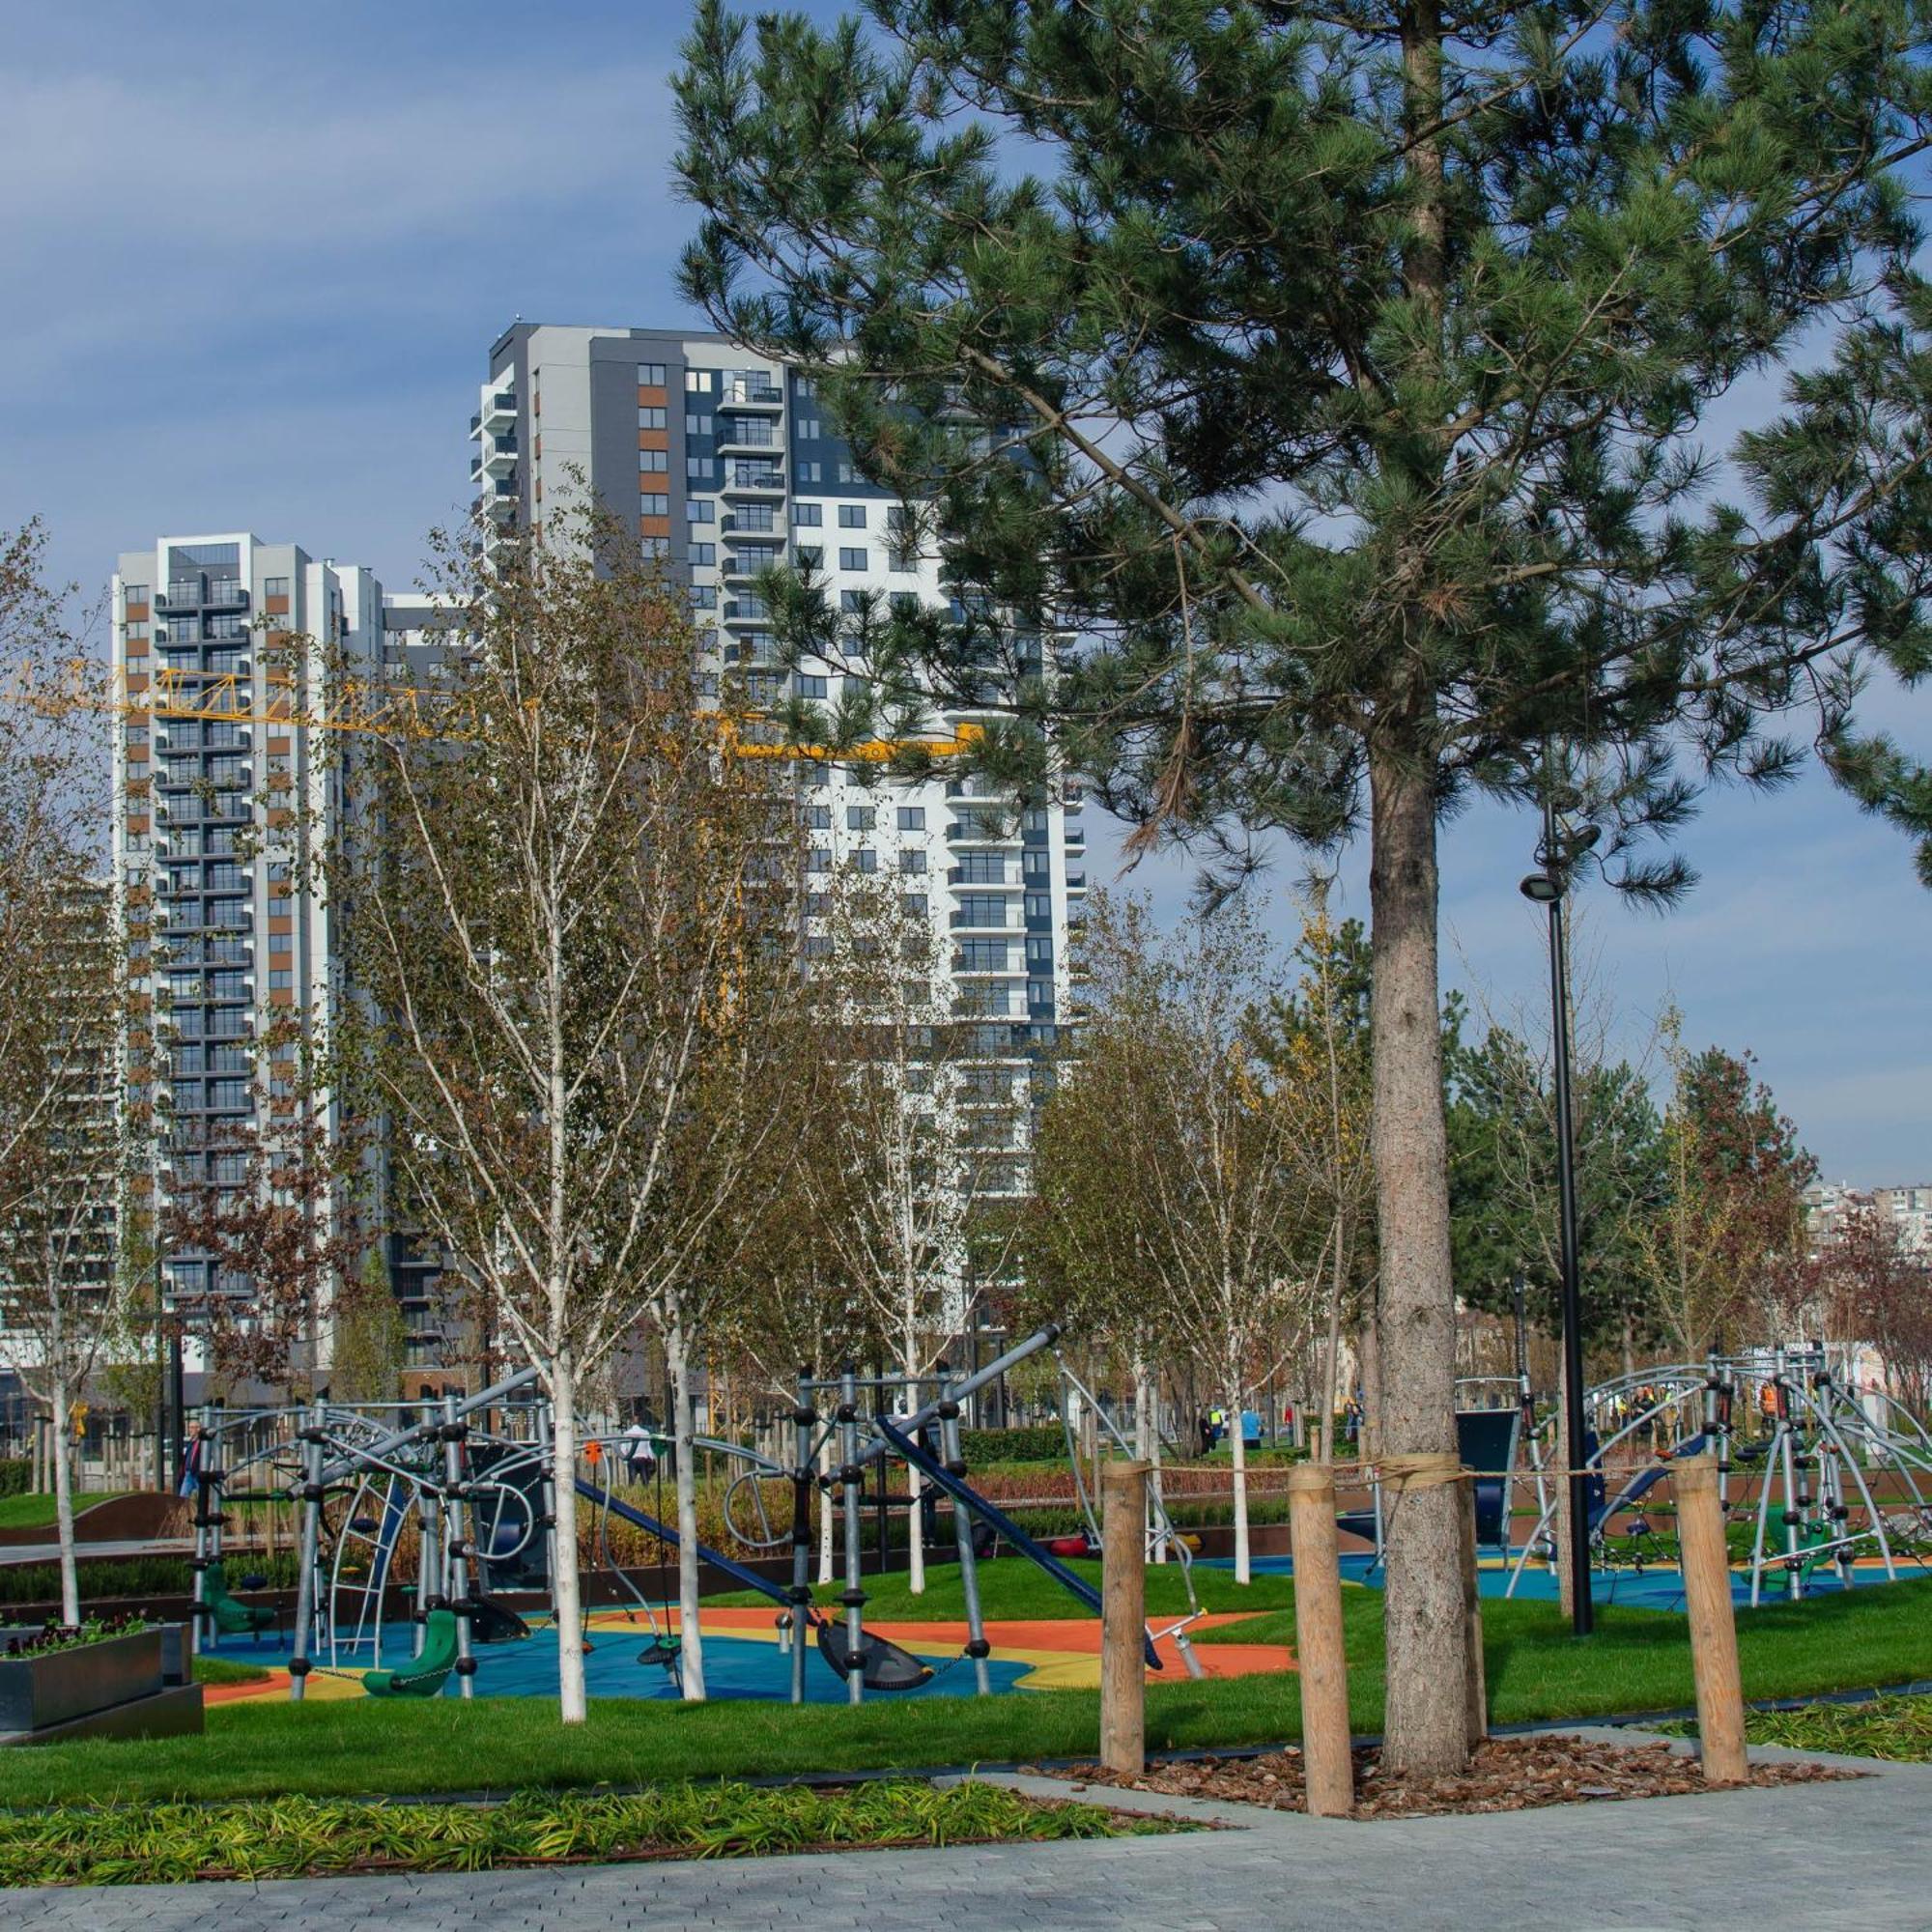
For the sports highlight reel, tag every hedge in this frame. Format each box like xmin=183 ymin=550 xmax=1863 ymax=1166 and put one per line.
xmin=959 ymin=1425 xmax=1067 ymax=1464
xmin=0 ymin=1458 xmax=30 ymax=1499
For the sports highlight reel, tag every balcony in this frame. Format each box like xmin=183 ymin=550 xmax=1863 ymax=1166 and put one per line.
xmin=718 ymin=417 xmax=779 ymax=452
xmin=950 ymin=907 xmax=1025 ymax=931
xmin=947 ymin=816 xmax=1018 ymax=846
xmin=722 ymin=379 xmax=784 ymax=409
xmin=486 ymin=475 xmax=520 ymax=523
xmin=1065 ymin=870 xmax=1087 ymax=892
xmin=952 ymin=952 xmax=1022 ymax=977
xmin=480 ymin=389 xmax=517 ymax=432
xmin=724 ymin=544 xmax=784 ymax=579
xmin=480 ymin=433 xmax=518 ymax=476
xmin=947 ymin=864 xmax=1020 ymax=888
xmin=723 ymin=461 xmax=785 ymax=497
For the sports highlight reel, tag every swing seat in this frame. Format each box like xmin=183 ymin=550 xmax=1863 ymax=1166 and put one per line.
xmin=637 ymin=1635 xmax=683 ymax=1669
xmin=203 ymin=1562 xmax=277 ymax=1638
xmin=362 ymin=1608 xmax=461 ymax=1697
xmin=813 ymin=1619 xmax=934 ymax=1691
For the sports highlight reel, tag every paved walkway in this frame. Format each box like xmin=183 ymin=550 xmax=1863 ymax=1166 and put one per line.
xmin=7 ymin=1735 xmax=1930 ymax=1930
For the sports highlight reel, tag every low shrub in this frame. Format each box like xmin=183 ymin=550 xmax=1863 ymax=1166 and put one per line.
xmin=0 ymin=1781 xmax=1147 ymax=1887
xmin=959 ymin=1425 xmax=1067 ymax=1464
xmin=0 ymin=1459 xmax=30 ymax=1499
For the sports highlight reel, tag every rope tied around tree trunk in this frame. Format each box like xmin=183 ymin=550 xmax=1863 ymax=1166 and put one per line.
xmin=1371 ymin=1451 xmax=1467 ymax=1495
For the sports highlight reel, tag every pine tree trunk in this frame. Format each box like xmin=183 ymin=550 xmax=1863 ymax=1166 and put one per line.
xmin=51 ymin=1385 xmax=80 ymax=1627
xmin=549 ymin=1350 xmax=588 ymax=1723
xmin=1368 ymin=730 xmax=1470 ymax=1776
xmin=667 ymin=1320 xmax=708 ymax=1700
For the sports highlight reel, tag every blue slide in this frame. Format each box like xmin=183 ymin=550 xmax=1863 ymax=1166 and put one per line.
xmin=873 ymin=1416 xmax=1163 ymax=1669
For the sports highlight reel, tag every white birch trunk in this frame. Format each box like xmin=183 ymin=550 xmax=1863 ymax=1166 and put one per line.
xmin=50 ymin=1381 xmax=80 ymax=1626
xmin=667 ymin=1320 xmax=708 ymax=1700
xmin=901 ymin=1319 xmax=925 ymax=1596
xmin=816 ymin=1429 xmax=836 ymax=1584
xmin=1227 ymin=1365 xmax=1251 ymax=1586
xmin=549 ymin=1351 xmax=589 ymax=1723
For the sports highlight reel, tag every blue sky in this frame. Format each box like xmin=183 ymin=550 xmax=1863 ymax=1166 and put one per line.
xmin=4 ymin=0 xmax=1928 ymax=1180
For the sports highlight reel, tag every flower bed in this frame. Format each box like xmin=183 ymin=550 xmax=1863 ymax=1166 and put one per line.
xmin=0 ymin=1619 xmax=202 ymax=1747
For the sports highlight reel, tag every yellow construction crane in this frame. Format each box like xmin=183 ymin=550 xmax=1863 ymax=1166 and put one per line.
xmin=3 ymin=657 xmax=988 ymax=763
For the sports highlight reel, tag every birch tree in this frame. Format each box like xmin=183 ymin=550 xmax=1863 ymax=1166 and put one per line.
xmin=1042 ymin=895 xmax=1318 ymax=1581
xmin=317 ymin=519 xmax=814 ymax=1719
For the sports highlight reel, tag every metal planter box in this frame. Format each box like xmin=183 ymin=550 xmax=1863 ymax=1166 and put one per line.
xmin=0 ymin=1627 xmax=165 ymax=1733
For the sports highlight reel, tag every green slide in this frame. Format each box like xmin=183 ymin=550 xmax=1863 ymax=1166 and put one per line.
xmin=202 ymin=1561 xmax=277 ymax=1638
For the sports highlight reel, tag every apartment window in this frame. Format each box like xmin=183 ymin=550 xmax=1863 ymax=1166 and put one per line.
xmin=687 ymin=498 xmax=715 ymax=523
xmin=959 ymin=894 xmax=1009 ymax=927
xmin=838 ymin=548 xmax=868 ymax=571
xmin=838 ymin=505 xmax=867 ymax=528
xmin=735 ymin=543 xmax=781 ymax=570
xmin=733 ymin=503 xmax=777 ymax=531
xmin=688 ymin=543 xmax=716 ymax=566
xmin=795 ymin=376 xmax=817 ymax=398
xmin=639 ymin=493 xmax=669 ymax=516
xmin=854 ymin=848 xmax=879 ymax=874
xmin=797 ymin=673 xmax=827 ymax=698
xmin=797 ymin=460 xmax=822 ymax=484
xmin=896 ymin=806 xmax=925 ymax=832
xmin=901 ymin=893 xmax=927 ymax=918
xmin=808 ymin=848 xmax=832 ymax=873
xmin=685 ymin=412 xmax=712 ymax=435
xmin=686 ymin=455 xmax=714 ymax=482
xmin=641 ymin=534 xmax=670 ymax=561
xmin=689 ymin=584 xmax=718 ymax=611
xmin=269 ymin=896 xmax=293 ymax=918
xmin=806 ymin=804 xmax=832 ymax=830
xmin=899 ymin=849 xmax=926 ymax=875
xmin=791 ymin=502 xmax=822 ymax=527
xmin=639 ymin=406 xmax=668 ymax=429
xmin=1024 ymin=892 xmax=1053 ymax=922
xmin=639 ymin=447 xmax=668 ymax=472
xmin=639 ymin=361 xmax=668 ymax=385
xmin=697 ymin=671 xmax=719 ymax=696
xmin=207 ymin=612 xmax=247 ymax=639
xmin=125 ymin=582 xmax=150 ymax=607
xmin=958 ymin=939 xmax=1012 ymax=971
xmin=804 ymin=892 xmax=831 ymax=916
xmin=837 ymin=462 xmax=859 ymax=484
xmin=847 ymin=805 xmax=876 ymax=831
xmin=796 ymin=545 xmax=823 ymax=568
xmin=686 ymin=368 xmax=714 ymax=392
xmin=269 ymin=970 xmax=295 ymax=990
xmin=1026 ymin=936 xmax=1056 ymax=970
xmin=804 ymin=934 xmax=834 ymax=960
xmin=796 ymin=417 xmax=822 ymax=440
xmin=125 ymin=619 xmax=149 ymax=640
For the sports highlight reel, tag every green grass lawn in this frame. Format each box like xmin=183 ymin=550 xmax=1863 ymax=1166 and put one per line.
xmin=1731 ymin=1694 xmax=1932 ymax=1762
xmin=0 ymin=1568 xmax=1924 ymax=1808
xmin=0 ymin=1492 xmax=132 ymax=1531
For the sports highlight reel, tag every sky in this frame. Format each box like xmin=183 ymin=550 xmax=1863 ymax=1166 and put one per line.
xmin=3 ymin=0 xmax=1928 ymax=1181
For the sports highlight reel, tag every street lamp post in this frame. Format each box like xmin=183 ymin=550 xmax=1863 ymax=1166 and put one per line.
xmin=1520 ymin=781 xmax=1595 ymax=1637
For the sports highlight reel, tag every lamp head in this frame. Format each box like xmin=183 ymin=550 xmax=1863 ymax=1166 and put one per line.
xmin=1520 ymin=870 xmax=1563 ymax=904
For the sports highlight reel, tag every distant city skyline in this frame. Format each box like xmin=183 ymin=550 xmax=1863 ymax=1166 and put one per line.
xmin=5 ymin=0 xmax=1929 ymax=1180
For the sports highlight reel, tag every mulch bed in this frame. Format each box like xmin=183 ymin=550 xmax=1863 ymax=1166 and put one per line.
xmin=1043 ymin=1734 xmax=1860 ymax=1819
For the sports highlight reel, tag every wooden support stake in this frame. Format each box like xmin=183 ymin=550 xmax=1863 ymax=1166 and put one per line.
xmin=1099 ymin=1459 xmax=1149 ymax=1777
xmin=1286 ymin=1463 xmax=1353 ymax=1816
xmin=1675 ymin=1455 xmax=1747 ymax=1787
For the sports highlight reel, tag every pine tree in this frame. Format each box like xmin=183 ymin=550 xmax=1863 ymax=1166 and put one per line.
xmin=676 ymin=0 xmax=1932 ymax=1773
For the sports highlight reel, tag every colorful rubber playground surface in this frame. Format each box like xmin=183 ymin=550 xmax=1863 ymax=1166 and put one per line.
xmin=202 ymin=1604 xmax=1294 ymax=1704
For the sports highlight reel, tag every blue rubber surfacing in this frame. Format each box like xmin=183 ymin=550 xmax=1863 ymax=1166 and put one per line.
xmin=206 ymin=1620 xmax=1035 ymax=1701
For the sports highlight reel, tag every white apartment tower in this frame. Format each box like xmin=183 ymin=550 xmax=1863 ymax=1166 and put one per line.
xmin=111 ymin=536 xmax=437 ymax=1351
xmin=471 ymin=324 xmax=1088 ymax=1207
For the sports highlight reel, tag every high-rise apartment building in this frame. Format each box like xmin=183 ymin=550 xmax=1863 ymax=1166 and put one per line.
xmin=111 ymin=536 xmax=439 ymax=1354
xmin=469 ymin=325 xmax=1088 ymax=1199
